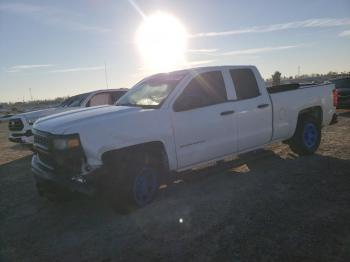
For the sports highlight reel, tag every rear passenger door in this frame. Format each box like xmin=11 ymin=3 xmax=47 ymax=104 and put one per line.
xmin=229 ymin=68 xmax=272 ymax=151
xmin=171 ymin=70 xmax=237 ymax=169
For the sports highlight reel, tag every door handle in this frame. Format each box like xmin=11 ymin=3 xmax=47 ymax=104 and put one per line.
xmin=257 ymin=104 xmax=269 ymax=109
xmin=220 ymin=110 xmax=235 ymax=116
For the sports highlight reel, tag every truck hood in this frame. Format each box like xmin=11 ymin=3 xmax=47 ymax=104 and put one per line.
xmin=12 ymin=107 xmax=78 ymax=122
xmin=34 ymin=105 xmax=141 ymax=134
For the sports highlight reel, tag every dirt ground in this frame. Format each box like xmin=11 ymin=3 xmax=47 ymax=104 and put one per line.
xmin=1 ymin=111 xmax=350 ymax=262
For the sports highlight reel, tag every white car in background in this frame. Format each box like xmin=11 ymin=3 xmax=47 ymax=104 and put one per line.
xmin=8 ymin=89 xmax=128 ymax=145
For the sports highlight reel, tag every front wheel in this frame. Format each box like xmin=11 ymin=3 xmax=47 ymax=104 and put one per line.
xmin=288 ymin=116 xmax=321 ymax=155
xmin=131 ymin=166 xmax=159 ymax=207
xmin=108 ymin=152 xmax=161 ymax=211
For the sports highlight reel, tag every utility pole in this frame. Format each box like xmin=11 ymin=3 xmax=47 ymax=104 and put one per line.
xmin=104 ymin=62 xmax=109 ymax=89
xmin=29 ymin=88 xmax=33 ymax=100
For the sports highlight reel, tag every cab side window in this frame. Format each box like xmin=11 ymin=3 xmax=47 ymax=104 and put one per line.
xmin=88 ymin=93 xmax=113 ymax=107
xmin=173 ymin=71 xmax=227 ymax=112
xmin=230 ymin=69 xmax=260 ymax=100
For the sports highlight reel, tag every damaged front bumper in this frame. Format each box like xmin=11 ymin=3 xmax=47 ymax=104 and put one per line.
xmin=31 ymin=154 xmax=106 ymax=195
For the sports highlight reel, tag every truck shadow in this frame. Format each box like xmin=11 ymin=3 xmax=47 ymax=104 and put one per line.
xmin=1 ymin=149 xmax=350 ymax=261
xmin=1 ymin=149 xmax=349 ymax=213
xmin=159 ymin=148 xmax=350 ymax=203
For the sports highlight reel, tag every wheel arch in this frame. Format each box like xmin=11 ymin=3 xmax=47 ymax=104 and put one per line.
xmin=286 ymin=106 xmax=323 ymax=141
xmin=101 ymin=141 xmax=170 ymax=181
xmin=298 ymin=106 xmax=323 ymax=126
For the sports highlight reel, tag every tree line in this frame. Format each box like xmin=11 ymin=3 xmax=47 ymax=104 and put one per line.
xmin=267 ymin=71 xmax=350 ymax=86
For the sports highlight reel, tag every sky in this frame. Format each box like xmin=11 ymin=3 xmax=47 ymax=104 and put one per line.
xmin=0 ymin=0 xmax=350 ymax=102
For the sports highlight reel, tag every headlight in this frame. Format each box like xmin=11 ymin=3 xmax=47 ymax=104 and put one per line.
xmin=26 ymin=118 xmax=37 ymax=125
xmin=53 ymin=137 xmax=80 ymax=150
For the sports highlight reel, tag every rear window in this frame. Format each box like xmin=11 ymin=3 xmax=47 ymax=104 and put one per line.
xmin=111 ymin=91 xmax=127 ymax=102
xmin=59 ymin=93 xmax=90 ymax=107
xmin=230 ymin=69 xmax=260 ymax=100
xmin=88 ymin=93 xmax=113 ymax=106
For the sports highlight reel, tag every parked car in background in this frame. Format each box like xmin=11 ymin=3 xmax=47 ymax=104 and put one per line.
xmin=8 ymin=89 xmax=128 ymax=145
xmin=31 ymin=65 xmax=337 ymax=208
xmin=330 ymin=77 xmax=350 ymax=108
xmin=0 ymin=114 xmax=14 ymax=124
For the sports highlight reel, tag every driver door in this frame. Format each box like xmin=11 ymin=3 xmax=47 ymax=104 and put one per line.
xmin=171 ymin=70 xmax=237 ymax=169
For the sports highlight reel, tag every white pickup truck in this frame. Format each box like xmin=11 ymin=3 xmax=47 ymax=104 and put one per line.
xmin=8 ymin=89 xmax=127 ymax=145
xmin=31 ymin=66 xmax=338 ymax=208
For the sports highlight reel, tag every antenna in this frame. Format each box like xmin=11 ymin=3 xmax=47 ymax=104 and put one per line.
xmin=104 ymin=62 xmax=109 ymax=89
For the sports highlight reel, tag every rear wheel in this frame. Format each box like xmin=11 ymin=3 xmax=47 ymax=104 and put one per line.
xmin=288 ymin=116 xmax=321 ymax=155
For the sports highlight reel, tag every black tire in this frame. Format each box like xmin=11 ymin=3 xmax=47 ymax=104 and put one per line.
xmin=35 ymin=178 xmax=74 ymax=202
xmin=107 ymin=151 xmax=161 ymax=211
xmin=288 ymin=116 xmax=321 ymax=155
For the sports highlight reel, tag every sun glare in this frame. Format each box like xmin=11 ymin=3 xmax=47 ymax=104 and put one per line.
xmin=136 ymin=12 xmax=188 ymax=72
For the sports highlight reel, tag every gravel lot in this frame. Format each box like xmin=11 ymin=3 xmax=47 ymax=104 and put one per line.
xmin=1 ymin=110 xmax=350 ymax=262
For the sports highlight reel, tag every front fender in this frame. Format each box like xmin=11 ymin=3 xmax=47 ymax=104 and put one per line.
xmin=75 ymin=111 xmax=177 ymax=170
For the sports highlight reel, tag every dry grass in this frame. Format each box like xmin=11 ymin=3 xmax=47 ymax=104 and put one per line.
xmin=0 ymin=123 xmax=31 ymax=165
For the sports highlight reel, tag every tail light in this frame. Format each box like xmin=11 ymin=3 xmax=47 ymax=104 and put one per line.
xmin=333 ymin=89 xmax=338 ymax=108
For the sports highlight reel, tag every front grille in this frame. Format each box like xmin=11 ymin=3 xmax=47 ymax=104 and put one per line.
xmin=37 ymin=151 xmax=82 ymax=174
xmin=33 ymin=129 xmax=84 ymax=174
xmin=11 ymin=130 xmax=32 ymax=137
xmin=8 ymin=118 xmax=24 ymax=131
xmin=34 ymin=133 xmax=51 ymax=149
xmin=34 ymin=131 xmax=54 ymax=167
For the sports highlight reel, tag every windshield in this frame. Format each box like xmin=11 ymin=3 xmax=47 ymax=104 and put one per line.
xmin=59 ymin=93 xmax=90 ymax=107
xmin=116 ymin=72 xmax=187 ymax=108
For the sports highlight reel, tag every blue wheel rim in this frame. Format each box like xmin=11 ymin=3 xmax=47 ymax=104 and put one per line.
xmin=133 ymin=167 xmax=158 ymax=206
xmin=303 ymin=123 xmax=317 ymax=149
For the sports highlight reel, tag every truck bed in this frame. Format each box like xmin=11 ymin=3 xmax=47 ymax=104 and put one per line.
xmin=269 ymin=83 xmax=335 ymax=141
xmin=267 ymin=83 xmax=323 ymax=94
